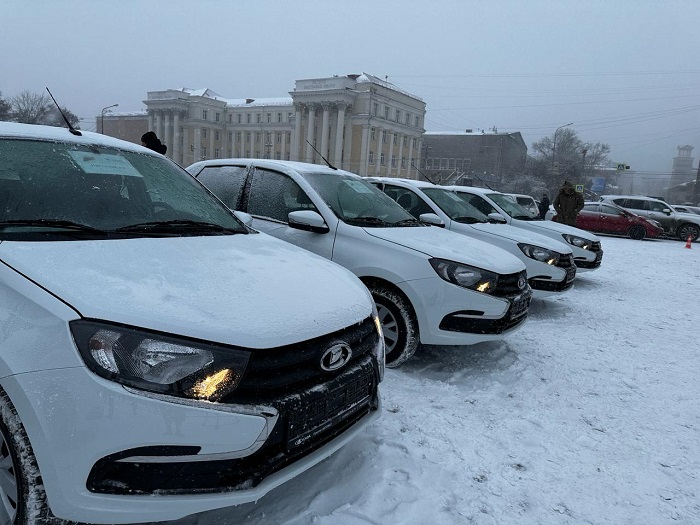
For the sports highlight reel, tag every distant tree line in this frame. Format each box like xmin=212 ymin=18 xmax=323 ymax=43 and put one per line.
xmin=0 ymin=90 xmax=80 ymax=128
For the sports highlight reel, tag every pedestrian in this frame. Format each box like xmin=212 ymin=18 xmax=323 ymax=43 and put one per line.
xmin=141 ymin=131 xmax=168 ymax=155
xmin=538 ymin=193 xmax=551 ymax=219
xmin=553 ymin=181 xmax=584 ymax=226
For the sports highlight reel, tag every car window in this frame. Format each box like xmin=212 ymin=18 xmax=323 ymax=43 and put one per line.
xmin=382 ymin=185 xmax=433 ymax=217
xmin=0 ymin=138 xmax=244 ymax=237
xmin=583 ymin=204 xmax=599 ymax=212
xmin=247 ymin=168 xmax=314 ymax=222
xmin=487 ymin=193 xmax=535 ymax=218
xmin=422 ymin=188 xmax=490 ymax=223
xmin=600 ymin=204 xmax=621 ymax=215
xmin=195 ymin=166 xmax=247 ymax=210
xmin=454 ymin=192 xmax=497 ymax=216
xmin=647 ymin=200 xmax=670 ymax=212
xmin=620 ymin=199 xmax=647 ymax=210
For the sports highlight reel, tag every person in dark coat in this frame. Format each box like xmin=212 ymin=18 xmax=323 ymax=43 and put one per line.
xmin=141 ymin=131 xmax=167 ymax=155
xmin=553 ymin=181 xmax=584 ymax=226
xmin=538 ymin=193 xmax=551 ymax=219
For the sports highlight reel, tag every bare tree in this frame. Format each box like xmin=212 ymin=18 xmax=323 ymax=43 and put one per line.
xmin=0 ymin=92 xmax=11 ymax=122
xmin=11 ymin=91 xmax=51 ymax=124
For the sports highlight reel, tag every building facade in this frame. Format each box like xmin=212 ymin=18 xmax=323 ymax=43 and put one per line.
xmin=103 ymin=73 xmax=427 ymax=177
xmin=421 ymin=130 xmax=528 ymax=186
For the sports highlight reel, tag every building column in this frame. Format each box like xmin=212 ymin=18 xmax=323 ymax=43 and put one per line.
xmin=292 ymin=103 xmax=303 ymax=161
xmin=334 ymin=103 xmax=346 ymax=167
xmin=209 ymin=127 xmax=215 ymax=159
xmin=388 ymin=132 xmax=396 ymax=176
xmin=147 ymin=112 xmax=154 ymax=133
xmin=359 ymin=124 xmax=369 ymax=177
xmin=194 ymin=127 xmax=201 ymax=162
xmin=155 ymin=112 xmax=163 ymax=142
xmin=396 ymin=134 xmax=405 ymax=176
xmin=181 ymin=127 xmax=189 ymax=166
xmin=320 ymin=103 xmax=331 ymax=161
xmin=305 ymin=104 xmax=316 ymax=163
xmin=163 ymin=111 xmax=171 ymax=159
xmin=173 ymin=111 xmax=181 ymax=164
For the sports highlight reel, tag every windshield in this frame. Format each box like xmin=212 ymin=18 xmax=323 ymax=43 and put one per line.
xmin=422 ymin=188 xmax=490 ymax=223
xmin=487 ymin=192 xmax=538 ymax=220
xmin=0 ymin=138 xmax=246 ymax=240
xmin=301 ymin=171 xmax=419 ymax=226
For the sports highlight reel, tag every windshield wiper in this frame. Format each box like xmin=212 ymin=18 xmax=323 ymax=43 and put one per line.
xmin=452 ymin=216 xmax=483 ymax=224
xmin=344 ymin=217 xmax=392 ymax=227
xmin=392 ymin=218 xmax=424 ymax=226
xmin=0 ymin=219 xmax=108 ymax=234
xmin=512 ymin=215 xmax=536 ymax=220
xmin=116 ymin=219 xmax=242 ymax=235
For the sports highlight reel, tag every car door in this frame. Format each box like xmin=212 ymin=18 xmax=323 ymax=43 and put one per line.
xmin=644 ymin=199 xmax=676 ymax=233
xmin=576 ymin=203 xmax=600 ymax=232
xmin=245 ymin=167 xmax=335 ymax=259
xmin=598 ymin=204 xmax=627 ymax=234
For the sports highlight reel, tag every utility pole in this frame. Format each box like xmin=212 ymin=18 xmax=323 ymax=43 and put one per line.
xmin=694 ymin=160 xmax=700 ymax=205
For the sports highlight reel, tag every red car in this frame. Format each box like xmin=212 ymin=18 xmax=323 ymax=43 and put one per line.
xmin=552 ymin=202 xmax=664 ymax=240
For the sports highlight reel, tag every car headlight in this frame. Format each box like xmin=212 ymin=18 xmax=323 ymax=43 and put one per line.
xmin=561 ymin=234 xmax=591 ymax=250
xmin=518 ymin=243 xmax=559 ymax=265
xmin=71 ymin=320 xmax=250 ymax=401
xmin=429 ymin=258 xmax=498 ymax=293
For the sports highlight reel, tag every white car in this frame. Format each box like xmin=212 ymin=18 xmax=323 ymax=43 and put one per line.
xmin=187 ymin=159 xmax=532 ymax=368
xmin=443 ymin=186 xmax=604 ymax=271
xmin=505 ymin=193 xmax=541 ymax=217
xmin=368 ymin=178 xmax=577 ymax=298
xmin=0 ymin=123 xmax=384 ymax=524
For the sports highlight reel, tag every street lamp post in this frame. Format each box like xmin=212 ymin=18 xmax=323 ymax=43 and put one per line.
xmin=100 ymin=104 xmax=119 ymax=134
xmin=551 ymin=122 xmax=573 ymax=176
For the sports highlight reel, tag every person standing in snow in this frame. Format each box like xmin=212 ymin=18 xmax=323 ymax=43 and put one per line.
xmin=538 ymin=193 xmax=550 ymax=219
xmin=141 ymin=131 xmax=168 ymax=155
xmin=553 ymin=181 xmax=584 ymax=226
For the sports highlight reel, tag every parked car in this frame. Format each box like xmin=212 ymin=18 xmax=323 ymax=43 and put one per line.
xmin=0 ymin=123 xmax=384 ymax=525
xmin=186 ymin=159 xmax=532 ymax=369
xmin=547 ymin=201 xmax=664 ymax=240
xmin=671 ymin=204 xmax=700 ymax=215
xmin=505 ymin=193 xmax=540 ymax=217
xmin=443 ymin=186 xmax=604 ymax=271
xmin=599 ymin=195 xmax=700 ymax=241
xmin=368 ymin=178 xmax=576 ymax=298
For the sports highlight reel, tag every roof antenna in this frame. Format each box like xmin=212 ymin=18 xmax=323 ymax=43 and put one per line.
xmin=410 ymin=162 xmax=437 ymax=185
xmin=306 ymin=140 xmax=337 ymax=170
xmin=45 ymin=87 xmax=81 ymax=136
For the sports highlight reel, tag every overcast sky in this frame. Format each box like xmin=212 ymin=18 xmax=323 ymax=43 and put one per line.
xmin=3 ymin=0 xmax=700 ymax=178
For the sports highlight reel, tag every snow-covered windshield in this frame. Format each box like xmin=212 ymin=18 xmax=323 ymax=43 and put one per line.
xmin=421 ymin=188 xmax=490 ymax=224
xmin=487 ymin=193 xmax=538 ymax=220
xmin=301 ymin=171 xmax=420 ymax=227
xmin=0 ymin=138 xmax=246 ymax=240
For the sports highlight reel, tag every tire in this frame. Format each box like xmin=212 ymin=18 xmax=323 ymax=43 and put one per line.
xmin=370 ymin=286 xmax=419 ymax=368
xmin=628 ymin=225 xmax=646 ymax=240
xmin=677 ymin=223 xmax=700 ymax=242
xmin=0 ymin=388 xmax=74 ymax=525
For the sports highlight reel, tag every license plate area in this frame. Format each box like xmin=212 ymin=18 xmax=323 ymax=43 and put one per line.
xmin=509 ymin=292 xmax=530 ymax=319
xmin=565 ymin=267 xmax=576 ymax=283
xmin=286 ymin=370 xmax=372 ymax=450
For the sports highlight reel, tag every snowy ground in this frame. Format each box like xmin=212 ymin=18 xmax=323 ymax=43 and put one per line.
xmin=153 ymin=235 xmax=699 ymax=525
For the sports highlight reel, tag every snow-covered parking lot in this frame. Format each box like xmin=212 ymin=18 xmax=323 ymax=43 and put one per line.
xmin=160 ymin=235 xmax=699 ymax=525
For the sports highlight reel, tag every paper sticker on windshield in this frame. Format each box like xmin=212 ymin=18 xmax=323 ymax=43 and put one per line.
xmin=344 ymin=180 xmax=374 ymax=193
xmin=67 ymin=151 xmax=142 ymax=177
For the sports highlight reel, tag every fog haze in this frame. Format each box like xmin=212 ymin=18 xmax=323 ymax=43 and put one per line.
xmin=3 ymin=0 xmax=700 ymax=179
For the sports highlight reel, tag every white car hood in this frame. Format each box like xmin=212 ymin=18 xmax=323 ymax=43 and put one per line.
xmin=0 ymin=234 xmax=372 ymax=348
xmin=520 ymin=219 xmax=601 ymax=242
xmin=364 ymin=226 xmax=525 ymax=274
xmin=465 ymin=222 xmax=573 ymax=254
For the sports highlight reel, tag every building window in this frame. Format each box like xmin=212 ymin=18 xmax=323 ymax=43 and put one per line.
xmin=277 ymin=112 xmax=283 ymax=123
xmin=393 ymin=134 xmax=398 ymax=145
xmin=415 ymin=116 xmax=421 ymax=127
xmin=246 ymin=132 xmax=251 ymax=142
xmin=373 ymin=103 xmax=378 ymax=116
xmin=267 ymin=113 xmax=272 ymax=123
xmin=238 ymin=114 xmax=242 ymax=123
xmin=370 ymin=127 xmax=376 ymax=141
xmin=286 ymin=132 xmax=291 ymax=144
xmin=246 ymin=114 xmax=251 ymax=124
xmin=202 ymin=128 xmax=208 ymax=139
xmin=228 ymin=114 xmax=232 ymax=123
xmin=276 ymin=132 xmax=282 ymax=144
xmin=215 ymin=113 xmax=220 ymax=122
xmin=215 ymin=148 xmax=220 ymax=158
xmin=412 ymin=137 xmax=417 ymax=148
xmin=288 ymin=111 xmax=293 ymax=121
xmin=384 ymin=106 xmax=390 ymax=119
xmin=215 ymin=131 xmax=220 ymax=141
xmin=236 ymin=132 xmax=242 ymax=142
xmin=382 ymin=130 xmax=387 ymax=143
xmin=401 ymin=157 xmax=407 ymax=168
xmin=228 ymin=131 xmax=233 ymax=142
xmin=256 ymin=114 xmax=261 ymax=123
xmin=405 ymin=112 xmax=411 ymax=125
xmin=202 ymin=147 xmax=207 ymax=158
xmin=255 ymin=132 xmax=261 ymax=142
xmin=403 ymin=136 xmax=408 ymax=146
xmin=380 ymin=153 xmax=385 ymax=166
xmin=369 ymin=151 xmax=374 ymax=164
xmin=202 ymin=109 xmax=208 ymax=120
xmin=395 ymin=110 xmax=401 ymax=122
xmin=255 ymin=150 xmax=260 ymax=158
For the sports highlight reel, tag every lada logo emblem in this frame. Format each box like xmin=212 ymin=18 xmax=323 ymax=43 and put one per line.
xmin=320 ymin=342 xmax=352 ymax=372
xmin=517 ymin=276 xmax=527 ymax=289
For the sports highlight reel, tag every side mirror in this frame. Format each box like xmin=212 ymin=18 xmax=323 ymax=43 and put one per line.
xmin=418 ymin=213 xmax=445 ymax=227
xmin=662 ymin=208 xmax=672 ymax=215
xmin=288 ymin=210 xmax=330 ymax=234
xmin=233 ymin=210 xmax=253 ymax=227
xmin=488 ymin=212 xmax=507 ymax=223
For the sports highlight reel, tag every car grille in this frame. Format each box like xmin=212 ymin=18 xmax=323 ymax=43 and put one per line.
xmin=491 ymin=270 xmax=528 ymax=297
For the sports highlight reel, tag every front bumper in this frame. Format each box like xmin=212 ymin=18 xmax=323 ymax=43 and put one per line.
xmin=572 ymin=241 xmax=603 ymax=271
xmin=5 ymin=359 xmax=380 ymax=524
